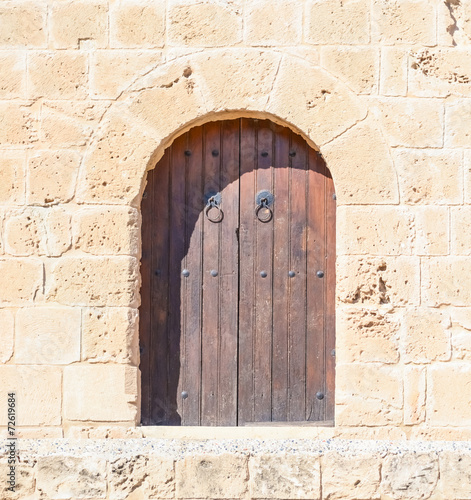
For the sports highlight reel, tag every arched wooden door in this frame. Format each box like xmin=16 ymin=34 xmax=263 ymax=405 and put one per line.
xmin=140 ymin=118 xmax=335 ymax=426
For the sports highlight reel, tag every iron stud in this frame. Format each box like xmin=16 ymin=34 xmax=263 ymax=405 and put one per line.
xmin=184 ymin=150 xmax=191 ymax=156
xmin=289 ymin=151 xmax=296 ymax=157
xmin=260 ymin=271 xmax=268 ymax=278
xmin=316 ymin=270 xmax=324 ymax=278
xmin=210 ymin=270 xmax=218 ymax=277
xmin=212 ymin=150 xmax=219 ymax=157
xmin=182 ymin=269 xmax=190 ymax=277
xmin=288 ymin=271 xmax=296 ymax=278
xmin=261 ymin=151 xmax=268 ymax=157
xmin=181 ymin=391 xmax=189 ymax=399
xmin=316 ymin=392 xmax=324 ymax=400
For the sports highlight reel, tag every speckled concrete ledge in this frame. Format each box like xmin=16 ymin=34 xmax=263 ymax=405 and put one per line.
xmin=2 ymin=438 xmax=471 ymax=499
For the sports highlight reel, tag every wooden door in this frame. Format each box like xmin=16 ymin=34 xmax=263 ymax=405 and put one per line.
xmin=140 ymin=118 xmax=335 ymax=426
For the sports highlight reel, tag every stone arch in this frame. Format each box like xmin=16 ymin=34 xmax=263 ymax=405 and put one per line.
xmin=76 ymin=48 xmax=398 ymax=208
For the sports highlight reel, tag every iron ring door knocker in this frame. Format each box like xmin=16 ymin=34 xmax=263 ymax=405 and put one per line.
xmin=255 ymin=190 xmax=274 ymax=223
xmin=205 ymin=192 xmax=224 ymax=223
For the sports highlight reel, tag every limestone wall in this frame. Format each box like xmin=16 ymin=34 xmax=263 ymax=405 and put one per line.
xmin=0 ymin=0 xmax=471 ymax=440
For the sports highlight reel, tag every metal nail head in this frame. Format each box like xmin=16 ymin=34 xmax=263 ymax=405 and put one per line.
xmin=210 ymin=270 xmax=218 ymax=277
xmin=316 ymin=392 xmax=324 ymax=400
xmin=288 ymin=271 xmax=296 ymax=278
xmin=316 ymin=270 xmax=324 ymax=278
xmin=260 ymin=271 xmax=268 ymax=278
xmin=181 ymin=391 xmax=188 ymax=399
xmin=182 ymin=269 xmax=190 ymax=277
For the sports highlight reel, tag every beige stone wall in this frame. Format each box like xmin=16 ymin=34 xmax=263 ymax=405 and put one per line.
xmin=0 ymin=0 xmax=471 ymax=439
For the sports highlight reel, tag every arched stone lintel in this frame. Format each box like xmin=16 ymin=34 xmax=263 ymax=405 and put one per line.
xmin=76 ymin=49 xmax=399 ymax=207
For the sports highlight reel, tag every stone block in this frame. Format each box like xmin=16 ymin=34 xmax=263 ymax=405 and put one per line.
xmin=380 ymin=47 xmax=408 ymax=96
xmin=109 ymin=455 xmax=174 ymax=499
xmin=0 ymin=366 xmax=61 ymax=425
xmin=452 ymin=208 xmax=471 ymax=255
xmin=381 ymin=453 xmax=439 ymax=499
xmin=428 ymin=364 xmax=471 ymax=426
xmin=372 ymin=0 xmax=436 ymax=45
xmin=337 ymin=206 xmax=414 ymax=255
xmin=40 ymin=100 xmax=108 ymax=148
xmin=46 ymin=256 xmax=139 ymax=306
xmin=27 ymin=150 xmax=80 ymax=205
xmin=0 ymin=102 xmax=38 ymax=145
xmin=5 ymin=207 xmax=71 ymax=257
xmin=268 ymin=56 xmax=367 ymax=147
xmin=82 ymin=307 xmax=139 ymax=364
xmin=176 ymin=454 xmax=248 ymax=498
xmin=64 ymin=364 xmax=138 ymax=421
xmin=15 ymin=307 xmax=81 ymax=364
xmin=0 ymin=309 xmax=14 ymax=363
xmin=414 ymin=206 xmax=449 ymax=256
xmin=372 ymin=98 xmax=443 ymax=147
xmin=0 ymin=151 xmax=25 ymax=205
xmin=0 ymin=258 xmax=43 ymax=304
xmin=321 ymin=116 xmax=398 ymax=204
xmin=28 ymin=51 xmax=88 ymax=99
xmin=110 ymin=0 xmax=166 ymax=48
xmin=0 ymin=2 xmax=46 ymax=47
xmin=403 ymin=365 xmax=426 ymax=425
xmin=91 ymin=50 xmax=161 ymax=99
xmin=336 ymin=363 xmax=403 ymax=426
xmin=305 ymin=0 xmax=369 ymax=44
xmin=337 ymin=256 xmax=420 ymax=307
xmin=422 ymin=257 xmax=471 ymax=307
xmin=438 ymin=452 xmax=471 ymax=499
xmin=168 ymin=1 xmax=242 ymax=47
xmin=336 ymin=307 xmax=399 ymax=364
xmin=446 ymin=99 xmax=471 ymax=147
xmin=0 ymin=459 xmax=35 ymax=500
xmin=321 ymin=47 xmax=379 ymax=95
xmin=249 ymin=454 xmax=320 ymax=499
xmin=0 ymin=51 xmax=26 ymax=99
xmin=73 ymin=206 xmax=139 ymax=256
xmin=401 ymin=309 xmax=451 ymax=363
xmin=393 ymin=149 xmax=462 ymax=204
xmin=321 ymin=452 xmax=381 ymax=500
xmin=245 ymin=0 xmax=302 ymax=46
xmin=37 ymin=456 xmax=107 ymax=499
xmin=50 ymin=1 xmax=108 ymax=49
xmin=450 ymin=308 xmax=471 ymax=361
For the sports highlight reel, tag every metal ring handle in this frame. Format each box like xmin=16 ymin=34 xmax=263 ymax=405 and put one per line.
xmin=255 ymin=201 xmax=273 ymax=223
xmin=205 ymin=198 xmax=224 ymax=223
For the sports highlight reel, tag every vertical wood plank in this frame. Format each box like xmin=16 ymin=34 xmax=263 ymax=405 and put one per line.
xmin=201 ymin=121 xmax=222 ymax=425
xmin=306 ymin=148 xmax=326 ymax=421
xmin=179 ymin=126 xmax=204 ymax=425
xmin=238 ymin=118 xmax=257 ymax=424
xmin=271 ymin=124 xmax=290 ymax=422
xmin=288 ymin=132 xmax=308 ymax=421
xmin=218 ymin=119 xmax=240 ymax=425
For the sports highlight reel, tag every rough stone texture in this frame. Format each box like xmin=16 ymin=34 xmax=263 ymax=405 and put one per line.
xmin=0 ymin=2 xmax=46 ymax=47
xmin=176 ymin=454 xmax=248 ymax=498
xmin=403 ymin=366 xmax=426 ymax=425
xmin=429 ymin=364 xmax=471 ymax=426
xmin=0 ymin=459 xmax=36 ymax=500
xmin=422 ymin=257 xmax=471 ymax=307
xmin=437 ymin=452 xmax=471 ymax=499
xmin=321 ymin=452 xmax=381 ymax=499
xmin=414 ymin=206 xmax=449 ymax=256
xmin=73 ymin=207 xmax=139 ymax=256
xmin=5 ymin=207 xmax=71 ymax=256
xmin=0 ymin=258 xmax=43 ymax=304
xmin=50 ymin=1 xmax=108 ymax=49
xmin=321 ymin=47 xmax=379 ymax=95
xmin=336 ymin=308 xmax=400 ymax=364
xmin=46 ymin=256 xmax=139 ymax=307
xmin=245 ymin=0 xmax=302 ymax=46
xmin=337 ymin=206 xmax=414 ymax=255
xmin=0 ymin=102 xmax=38 ymax=145
xmin=37 ymin=456 xmax=107 ymax=499
xmin=28 ymin=51 xmax=88 ymax=99
xmin=445 ymin=99 xmax=471 ymax=147
xmin=0 ymin=309 xmax=14 ymax=363
xmin=401 ymin=309 xmax=451 ymax=363
xmin=249 ymin=454 xmax=320 ymax=499
xmin=63 ymin=364 xmax=139 ymax=422
xmin=168 ymin=2 xmax=242 ymax=47
xmin=380 ymin=47 xmax=408 ymax=96
xmin=15 ymin=307 xmax=81 ymax=365
xmin=449 ymin=308 xmax=471 ymax=361
xmin=109 ymin=455 xmax=174 ymax=499
xmin=0 ymin=151 xmax=25 ymax=205
xmin=336 ymin=364 xmax=403 ymax=426
xmin=110 ymin=0 xmax=166 ymax=48
xmin=82 ymin=307 xmax=139 ymax=364
xmin=0 ymin=366 xmax=61 ymax=425
xmin=337 ymin=256 xmax=420 ymax=307
xmin=381 ymin=453 xmax=439 ymax=500
xmin=451 ymin=207 xmax=471 ymax=255
xmin=393 ymin=149 xmax=462 ymax=205
xmin=371 ymin=0 xmax=436 ymax=45
xmin=306 ymin=0 xmax=369 ymax=44
xmin=0 ymin=52 xmax=26 ymax=99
